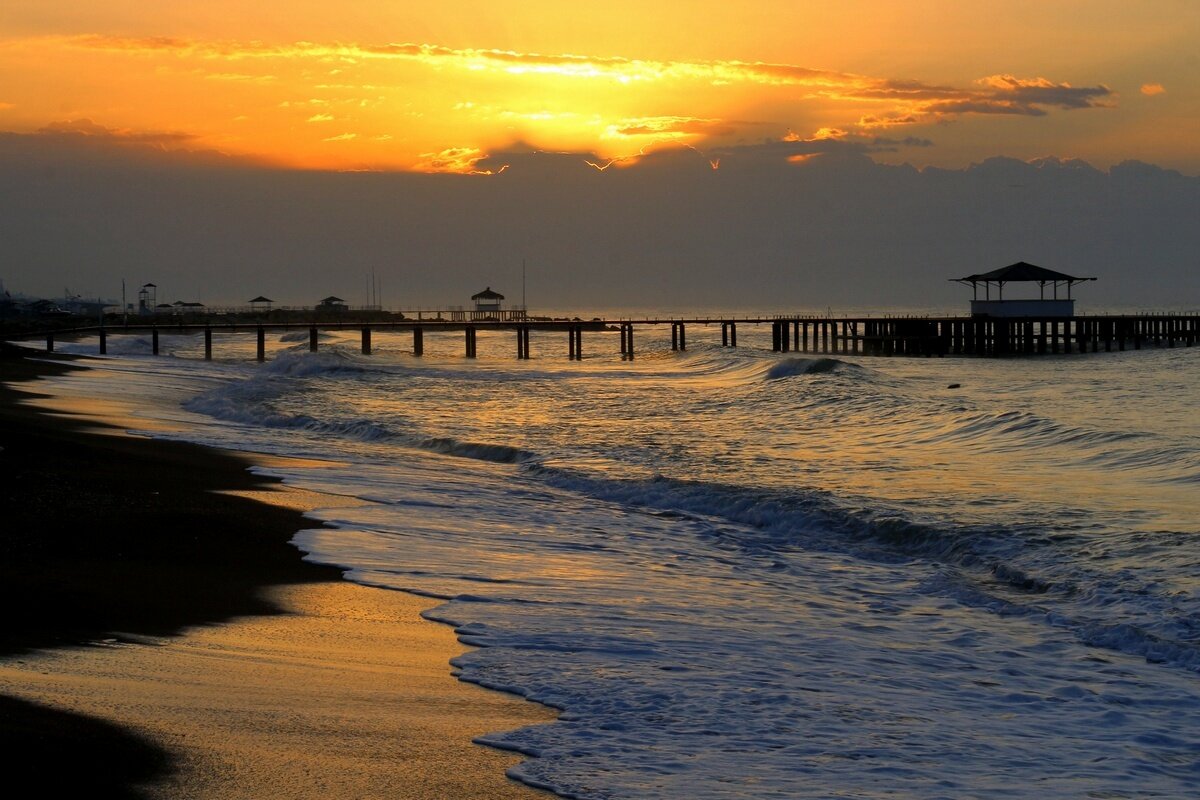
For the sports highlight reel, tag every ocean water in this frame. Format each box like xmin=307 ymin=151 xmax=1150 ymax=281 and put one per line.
xmin=29 ymin=322 xmax=1200 ymax=798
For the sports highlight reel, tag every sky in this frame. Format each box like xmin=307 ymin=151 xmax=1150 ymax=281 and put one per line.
xmin=1 ymin=2 xmax=1198 ymax=308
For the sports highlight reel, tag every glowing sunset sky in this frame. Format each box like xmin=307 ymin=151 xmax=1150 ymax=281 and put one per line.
xmin=2 ymin=0 xmax=1196 ymax=172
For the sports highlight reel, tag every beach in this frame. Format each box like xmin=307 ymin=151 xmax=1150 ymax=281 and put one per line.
xmin=0 ymin=344 xmax=554 ymax=798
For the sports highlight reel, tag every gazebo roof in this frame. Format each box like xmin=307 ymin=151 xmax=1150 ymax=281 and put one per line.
xmin=321 ymin=295 xmax=345 ymax=303
xmin=472 ymin=287 xmax=505 ymax=300
xmin=954 ymin=261 xmax=1095 ymax=284
xmin=248 ymin=295 xmax=273 ymax=303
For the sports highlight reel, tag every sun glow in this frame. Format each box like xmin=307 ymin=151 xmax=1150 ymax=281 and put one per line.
xmin=1 ymin=1 xmax=1195 ymax=173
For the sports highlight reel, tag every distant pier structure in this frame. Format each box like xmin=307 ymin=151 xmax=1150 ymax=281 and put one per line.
xmin=952 ymin=261 xmax=1095 ymax=317
xmin=22 ymin=264 xmax=1198 ymax=360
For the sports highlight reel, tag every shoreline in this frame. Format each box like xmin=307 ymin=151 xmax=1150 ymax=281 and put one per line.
xmin=0 ymin=344 xmax=554 ymax=797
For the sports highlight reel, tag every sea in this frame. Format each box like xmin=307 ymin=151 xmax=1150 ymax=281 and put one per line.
xmin=31 ymin=312 xmax=1200 ymax=798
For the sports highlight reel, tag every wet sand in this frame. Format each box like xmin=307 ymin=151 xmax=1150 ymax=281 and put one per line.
xmin=0 ymin=344 xmax=554 ymax=798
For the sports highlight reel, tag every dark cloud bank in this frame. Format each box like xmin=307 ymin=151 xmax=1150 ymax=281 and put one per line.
xmin=1 ymin=131 xmax=1197 ymax=311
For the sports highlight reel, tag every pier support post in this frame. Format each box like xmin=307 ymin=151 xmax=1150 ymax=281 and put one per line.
xmin=671 ymin=323 xmax=679 ymax=351
xmin=625 ymin=324 xmax=634 ymax=359
xmin=523 ymin=326 xmax=531 ymax=359
xmin=153 ymin=328 xmax=160 ymax=356
xmin=465 ymin=326 xmax=476 ymax=358
xmin=309 ymin=326 xmax=319 ymax=352
xmin=771 ymin=321 xmax=781 ymax=352
xmin=575 ymin=326 xmax=583 ymax=360
xmin=45 ymin=332 xmax=54 ymax=353
xmin=413 ymin=327 xmax=424 ymax=356
xmin=780 ymin=321 xmax=790 ymax=352
xmin=621 ymin=324 xmax=629 ymax=355
xmin=204 ymin=327 xmax=213 ymax=360
xmin=255 ymin=326 xmax=264 ymax=362
xmin=721 ymin=322 xmax=728 ymax=347
xmin=678 ymin=323 xmax=686 ymax=351
xmin=99 ymin=329 xmax=107 ymax=355
xmin=729 ymin=322 xmax=736 ymax=347
xmin=361 ymin=327 xmax=372 ymax=355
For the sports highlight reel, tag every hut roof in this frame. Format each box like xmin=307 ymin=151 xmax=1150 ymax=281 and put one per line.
xmin=248 ymin=295 xmax=273 ymax=303
xmin=472 ymin=287 xmax=505 ymax=300
xmin=142 ymin=283 xmax=157 ymax=288
xmin=321 ymin=295 xmax=345 ymax=303
xmin=955 ymin=262 xmax=1094 ymax=284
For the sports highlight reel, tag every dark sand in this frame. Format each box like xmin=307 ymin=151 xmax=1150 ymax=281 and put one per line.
xmin=0 ymin=344 xmax=554 ymax=798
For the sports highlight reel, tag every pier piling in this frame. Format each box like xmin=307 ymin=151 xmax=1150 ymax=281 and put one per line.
xmin=20 ymin=312 xmax=1196 ymax=368
xmin=517 ymin=326 xmax=532 ymax=359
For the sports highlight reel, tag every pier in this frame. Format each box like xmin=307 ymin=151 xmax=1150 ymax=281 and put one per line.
xmin=18 ymin=313 xmax=1199 ymax=361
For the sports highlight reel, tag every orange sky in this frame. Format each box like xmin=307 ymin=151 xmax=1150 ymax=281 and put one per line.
xmin=1 ymin=1 xmax=1196 ymax=172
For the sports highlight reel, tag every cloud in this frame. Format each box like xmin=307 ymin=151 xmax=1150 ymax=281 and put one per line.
xmin=976 ymin=74 xmax=1113 ymax=110
xmin=323 ymin=132 xmax=357 ymax=142
xmin=608 ymin=116 xmax=735 ymax=138
xmin=1141 ymin=83 xmax=1166 ymax=96
xmin=43 ymin=34 xmax=1113 ymax=127
xmin=709 ymin=129 xmax=935 ymax=164
xmin=37 ymin=118 xmax=196 ymax=145
xmin=3 ymin=34 xmax=1117 ymax=170
xmin=414 ymin=147 xmax=490 ymax=173
xmin=0 ymin=102 xmax=14 ymax=111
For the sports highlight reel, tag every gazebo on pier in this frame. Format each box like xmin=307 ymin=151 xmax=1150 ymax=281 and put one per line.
xmin=471 ymin=287 xmax=504 ymax=318
xmin=952 ymin=262 xmax=1095 ymax=317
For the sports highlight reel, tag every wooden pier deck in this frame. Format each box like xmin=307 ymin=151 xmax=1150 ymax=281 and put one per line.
xmin=13 ymin=314 xmax=1200 ymax=361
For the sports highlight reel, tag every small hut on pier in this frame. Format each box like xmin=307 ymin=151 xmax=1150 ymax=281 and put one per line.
xmin=318 ymin=295 xmax=348 ymax=312
xmin=248 ymin=295 xmax=274 ymax=311
xmin=138 ymin=283 xmax=157 ymax=314
xmin=953 ymin=262 xmax=1095 ymax=317
xmin=471 ymin=287 xmax=504 ymax=316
